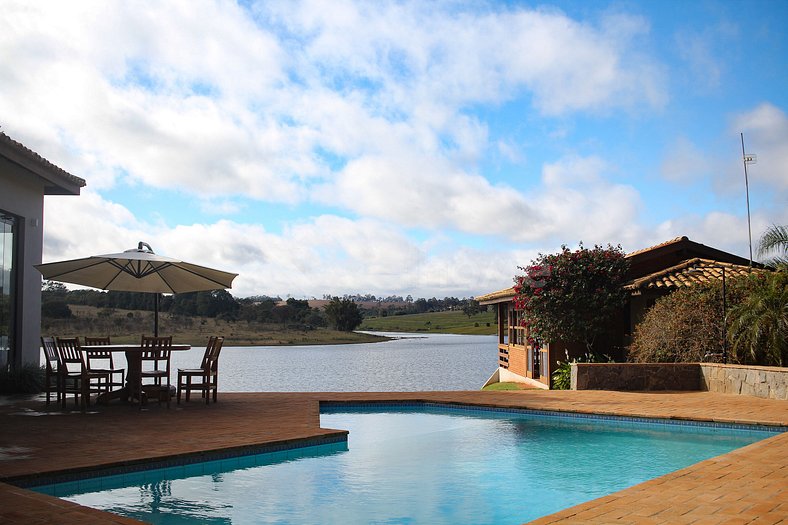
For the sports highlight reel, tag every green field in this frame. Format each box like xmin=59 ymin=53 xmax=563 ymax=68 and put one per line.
xmin=359 ymin=309 xmax=496 ymax=335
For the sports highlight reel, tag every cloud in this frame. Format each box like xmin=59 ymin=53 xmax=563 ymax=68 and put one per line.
xmin=652 ymin=208 xmax=788 ymax=265
xmin=41 ymin=193 xmax=518 ymax=297
xmin=322 ymin=154 xmax=536 ymax=239
xmin=528 ymin=156 xmax=643 ymax=247
xmin=1 ymin=0 xmax=665 ymax=230
xmin=731 ymin=103 xmax=788 ymax=191
xmin=660 ymin=137 xmax=713 ymax=183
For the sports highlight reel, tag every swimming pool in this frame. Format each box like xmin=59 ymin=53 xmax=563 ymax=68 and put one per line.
xmin=32 ymin=404 xmax=781 ymax=524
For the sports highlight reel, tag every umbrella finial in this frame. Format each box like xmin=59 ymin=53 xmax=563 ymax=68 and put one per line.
xmin=138 ymin=242 xmax=154 ymax=253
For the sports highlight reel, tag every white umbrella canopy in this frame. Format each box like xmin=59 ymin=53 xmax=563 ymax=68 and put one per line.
xmin=36 ymin=242 xmax=237 ymax=293
xmin=36 ymin=242 xmax=238 ymax=335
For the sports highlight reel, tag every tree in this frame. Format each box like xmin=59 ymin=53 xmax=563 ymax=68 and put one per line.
xmin=271 ymin=304 xmax=293 ymax=328
xmin=757 ymin=224 xmax=788 ymax=267
xmin=462 ymin=299 xmax=480 ymax=318
xmin=41 ymin=299 xmax=72 ymax=319
xmin=41 ymin=281 xmax=72 ymax=319
xmin=727 ymin=270 xmax=788 ymax=366
xmin=323 ymin=297 xmax=363 ymax=332
xmin=513 ymin=243 xmax=629 ymax=353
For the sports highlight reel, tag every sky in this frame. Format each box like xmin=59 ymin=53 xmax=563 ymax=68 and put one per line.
xmin=1 ymin=0 xmax=787 ymax=300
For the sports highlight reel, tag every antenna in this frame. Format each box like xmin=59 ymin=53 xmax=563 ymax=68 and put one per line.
xmin=740 ymin=133 xmax=756 ymax=269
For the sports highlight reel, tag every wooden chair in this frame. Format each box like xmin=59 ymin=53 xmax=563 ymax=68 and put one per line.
xmin=177 ymin=336 xmax=224 ymax=404
xmin=138 ymin=335 xmax=173 ymax=409
xmin=55 ymin=337 xmax=92 ymax=410
xmin=83 ymin=336 xmax=125 ymax=395
xmin=41 ymin=337 xmax=61 ymax=406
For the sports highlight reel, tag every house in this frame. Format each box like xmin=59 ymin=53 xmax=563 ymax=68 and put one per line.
xmin=477 ymin=236 xmax=760 ymax=389
xmin=0 ymin=132 xmax=85 ymax=373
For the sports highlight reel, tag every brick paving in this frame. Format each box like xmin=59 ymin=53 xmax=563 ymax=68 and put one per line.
xmin=1 ymin=390 xmax=786 ymax=524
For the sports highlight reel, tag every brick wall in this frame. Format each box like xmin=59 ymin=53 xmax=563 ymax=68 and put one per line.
xmin=508 ymin=345 xmax=527 ymax=378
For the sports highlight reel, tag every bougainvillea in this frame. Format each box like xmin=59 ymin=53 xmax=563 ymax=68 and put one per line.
xmin=513 ymin=243 xmax=629 ymax=353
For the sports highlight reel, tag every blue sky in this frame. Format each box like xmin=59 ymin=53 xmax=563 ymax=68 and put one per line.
xmin=1 ymin=0 xmax=786 ymax=298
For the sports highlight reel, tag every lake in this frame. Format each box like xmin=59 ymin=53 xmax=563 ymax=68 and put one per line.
xmin=145 ymin=332 xmax=497 ymax=392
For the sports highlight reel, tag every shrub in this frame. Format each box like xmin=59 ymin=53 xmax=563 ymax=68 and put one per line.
xmin=551 ymin=350 xmax=611 ymax=389
xmin=0 ymin=364 xmax=44 ymax=394
xmin=629 ymin=283 xmax=724 ymax=363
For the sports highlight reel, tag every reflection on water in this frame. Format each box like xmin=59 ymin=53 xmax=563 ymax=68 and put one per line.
xmin=86 ymin=332 xmax=497 ymax=392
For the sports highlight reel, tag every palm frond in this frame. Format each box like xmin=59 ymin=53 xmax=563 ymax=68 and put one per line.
xmin=757 ymin=224 xmax=788 ymax=257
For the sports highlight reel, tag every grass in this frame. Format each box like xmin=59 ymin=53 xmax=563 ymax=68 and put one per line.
xmin=359 ymin=310 xmax=496 ymax=335
xmin=481 ymin=382 xmax=534 ymax=391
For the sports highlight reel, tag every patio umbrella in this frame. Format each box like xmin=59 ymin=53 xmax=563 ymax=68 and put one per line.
xmin=35 ymin=242 xmax=238 ymax=336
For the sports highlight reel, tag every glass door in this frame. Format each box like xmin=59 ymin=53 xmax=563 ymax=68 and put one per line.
xmin=0 ymin=212 xmax=16 ymax=370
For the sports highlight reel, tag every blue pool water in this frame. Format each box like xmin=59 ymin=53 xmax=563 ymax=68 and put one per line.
xmin=33 ymin=405 xmax=780 ymax=524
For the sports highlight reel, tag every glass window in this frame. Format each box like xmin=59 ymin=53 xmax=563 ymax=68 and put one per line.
xmin=0 ymin=212 xmax=16 ymax=371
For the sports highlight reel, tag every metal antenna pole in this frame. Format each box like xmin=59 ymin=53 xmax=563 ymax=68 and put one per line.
xmin=741 ymin=132 xmax=753 ymax=269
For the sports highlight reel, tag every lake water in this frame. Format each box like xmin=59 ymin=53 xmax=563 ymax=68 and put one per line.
xmin=98 ymin=332 xmax=498 ymax=392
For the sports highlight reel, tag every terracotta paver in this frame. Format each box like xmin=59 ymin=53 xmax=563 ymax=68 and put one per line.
xmin=1 ymin=390 xmax=786 ymax=524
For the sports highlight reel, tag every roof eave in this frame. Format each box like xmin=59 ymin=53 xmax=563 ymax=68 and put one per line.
xmin=0 ymin=133 xmax=86 ymax=195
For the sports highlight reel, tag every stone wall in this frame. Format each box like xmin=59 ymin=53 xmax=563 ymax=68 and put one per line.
xmin=571 ymin=362 xmax=788 ymax=400
xmin=700 ymin=364 xmax=788 ymax=400
xmin=571 ymin=363 xmax=701 ymax=391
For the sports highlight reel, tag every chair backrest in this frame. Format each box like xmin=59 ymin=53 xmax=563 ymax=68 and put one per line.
xmin=83 ymin=336 xmax=113 ymax=367
xmin=41 ymin=337 xmax=60 ymax=372
xmin=140 ymin=335 xmax=173 ymax=371
xmin=56 ymin=337 xmax=85 ymax=373
xmin=197 ymin=336 xmax=224 ymax=370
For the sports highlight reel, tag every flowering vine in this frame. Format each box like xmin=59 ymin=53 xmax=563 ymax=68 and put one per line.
xmin=513 ymin=242 xmax=630 ymax=353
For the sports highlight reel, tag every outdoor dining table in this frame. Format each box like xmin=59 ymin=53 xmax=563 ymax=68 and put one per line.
xmin=83 ymin=343 xmax=191 ymax=404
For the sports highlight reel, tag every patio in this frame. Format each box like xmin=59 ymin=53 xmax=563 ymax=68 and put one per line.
xmin=1 ymin=390 xmax=786 ymax=524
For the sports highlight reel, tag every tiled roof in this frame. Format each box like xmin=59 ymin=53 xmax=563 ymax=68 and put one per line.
xmin=0 ymin=132 xmax=86 ymax=189
xmin=476 ymin=287 xmax=516 ymax=304
xmin=624 ymin=258 xmax=763 ymax=292
xmin=625 ymin=236 xmax=689 ymax=258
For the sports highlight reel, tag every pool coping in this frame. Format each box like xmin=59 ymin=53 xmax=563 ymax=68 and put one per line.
xmin=321 ymin=400 xmax=788 ymax=433
xmin=10 ymin=432 xmax=348 ymax=489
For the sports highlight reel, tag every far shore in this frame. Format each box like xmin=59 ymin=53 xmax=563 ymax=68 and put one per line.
xmin=43 ymin=305 xmax=494 ymax=347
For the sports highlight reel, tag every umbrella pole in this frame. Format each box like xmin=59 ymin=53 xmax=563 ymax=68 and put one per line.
xmin=154 ymin=293 xmax=159 ymax=337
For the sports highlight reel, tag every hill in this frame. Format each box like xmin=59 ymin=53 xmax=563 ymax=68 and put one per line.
xmin=359 ymin=310 xmax=496 ymax=335
xmin=43 ymin=305 xmax=388 ymax=346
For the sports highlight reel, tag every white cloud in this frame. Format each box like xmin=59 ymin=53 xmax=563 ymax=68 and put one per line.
xmin=732 ymin=103 xmax=788 ymax=191
xmin=1 ymin=0 xmax=665 ymax=236
xmin=322 ymin=154 xmax=537 ymax=240
xmin=41 ymin=193 xmax=519 ymax=297
xmin=42 ymin=191 xmax=148 ymax=258
xmin=528 ymin=156 xmax=643 ymax=246
xmin=660 ymin=137 xmax=713 ymax=183
xmin=652 ymin=208 xmax=788 ymax=264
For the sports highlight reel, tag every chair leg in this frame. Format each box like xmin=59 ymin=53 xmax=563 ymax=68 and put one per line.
xmin=186 ymin=376 xmax=191 ymax=403
xmin=213 ymin=376 xmax=218 ymax=403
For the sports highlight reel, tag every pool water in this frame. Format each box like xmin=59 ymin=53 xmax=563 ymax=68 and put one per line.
xmin=33 ymin=405 xmax=779 ymax=524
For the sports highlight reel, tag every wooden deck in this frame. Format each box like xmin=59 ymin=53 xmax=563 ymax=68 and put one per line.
xmin=1 ymin=390 xmax=786 ymax=524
